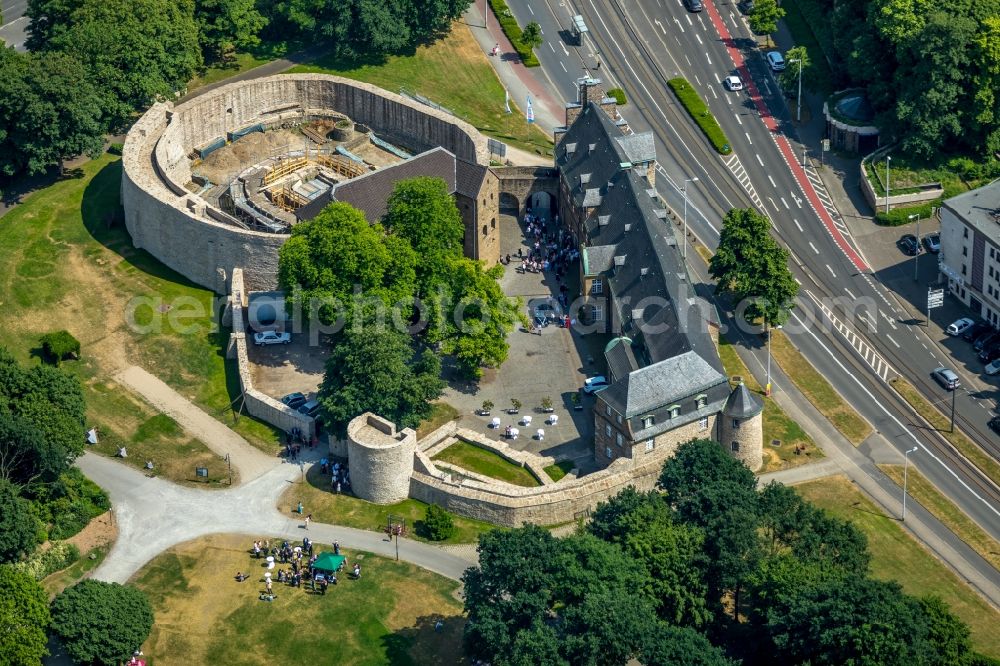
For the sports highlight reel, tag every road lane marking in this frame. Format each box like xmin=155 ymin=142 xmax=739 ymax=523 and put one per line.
xmin=706 ymin=53 xmax=712 ymax=66
xmin=528 ymin=4 xmax=534 ymax=13
xmin=826 ymin=264 xmax=836 ymax=278
xmin=767 ymin=174 xmax=776 ymax=187
xmin=794 ymin=219 xmax=803 ymax=232
xmin=887 ymin=334 xmax=900 ymax=348
xmin=746 ymin=132 xmax=753 ymax=144
xmin=695 ymin=33 xmax=703 ymax=45
xmin=780 ymin=197 xmax=789 ymax=209
xmin=549 ymin=43 xmax=555 ymax=52
xmin=735 ymin=114 xmax=742 ymax=125
xmin=686 ymin=14 xmax=693 ymax=26
xmin=710 ymin=86 xmax=718 ymax=99
xmin=674 ymin=17 xmax=685 ymax=32
xmin=809 ymin=242 xmax=819 ymax=254
xmin=767 ymin=196 xmax=779 ymax=212
xmin=844 ymin=288 xmax=856 ymax=299
xmin=756 ymin=154 xmax=764 ymax=166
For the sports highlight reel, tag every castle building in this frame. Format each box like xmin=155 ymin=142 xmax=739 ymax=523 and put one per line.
xmin=554 ymin=78 xmax=764 ymax=470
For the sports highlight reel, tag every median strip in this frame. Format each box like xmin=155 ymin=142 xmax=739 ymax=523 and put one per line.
xmin=667 ymin=77 xmax=732 ymax=155
xmin=487 ymin=0 xmax=540 ymax=67
xmin=889 ymin=376 xmax=1000 ymax=487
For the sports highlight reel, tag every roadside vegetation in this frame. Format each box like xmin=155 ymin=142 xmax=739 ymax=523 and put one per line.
xmin=667 ymin=78 xmax=732 ymax=155
xmin=878 ymin=464 xmax=1000 ymax=572
xmin=889 ymin=376 xmax=1000 ymax=488
xmin=487 ymin=0 xmax=540 ymax=66
xmin=796 ymin=476 xmax=1000 ymax=658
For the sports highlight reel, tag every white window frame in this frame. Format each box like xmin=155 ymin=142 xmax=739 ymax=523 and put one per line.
xmin=669 ymin=405 xmax=681 ymax=419
xmin=605 ymin=423 xmax=612 ymax=437
xmin=641 ymin=415 xmax=654 ymax=428
xmin=699 ymin=416 xmax=709 ymax=430
xmin=616 ymin=432 xmax=624 ymax=446
xmin=592 ymin=304 xmax=604 ymax=322
xmin=644 ymin=440 xmax=654 ymax=452
xmin=592 ymin=278 xmax=604 ymax=295
xmin=695 ymin=394 xmax=707 ymax=409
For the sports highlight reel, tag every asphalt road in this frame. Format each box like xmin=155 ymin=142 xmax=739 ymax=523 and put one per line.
xmin=0 ymin=0 xmax=28 ymax=51
xmin=503 ymin=0 xmax=1000 ymax=547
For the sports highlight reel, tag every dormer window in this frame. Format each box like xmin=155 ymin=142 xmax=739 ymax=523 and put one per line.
xmin=669 ymin=405 xmax=680 ymax=419
xmin=696 ymin=394 xmax=707 ymax=409
xmin=641 ymin=415 xmax=654 ymax=429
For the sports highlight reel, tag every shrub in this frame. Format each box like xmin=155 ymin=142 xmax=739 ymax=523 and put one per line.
xmin=874 ymin=201 xmax=939 ymax=226
xmin=422 ymin=504 xmax=456 ymax=541
xmin=667 ymin=78 xmax=732 ymax=155
xmin=31 ymin=468 xmax=110 ymax=541
xmin=487 ymin=0 xmax=540 ymax=67
xmin=51 ymin=580 xmax=154 ymax=666
xmin=607 ymin=88 xmax=627 ymax=105
xmin=39 ymin=330 xmax=80 ymax=365
xmin=13 ymin=542 xmax=80 ymax=581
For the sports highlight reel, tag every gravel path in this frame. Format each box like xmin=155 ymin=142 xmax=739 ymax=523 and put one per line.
xmin=115 ymin=366 xmax=279 ymax=484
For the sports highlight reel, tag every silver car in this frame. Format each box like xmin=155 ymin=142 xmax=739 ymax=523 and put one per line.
xmin=931 ymin=367 xmax=960 ymax=391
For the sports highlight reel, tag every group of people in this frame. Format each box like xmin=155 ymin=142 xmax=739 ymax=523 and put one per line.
xmin=321 ymin=458 xmax=351 ymax=494
xmin=242 ymin=538 xmax=359 ymax=601
xmin=517 ymin=213 xmax=579 ymax=291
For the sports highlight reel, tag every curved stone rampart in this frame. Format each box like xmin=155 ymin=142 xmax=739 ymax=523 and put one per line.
xmin=122 ymin=74 xmax=490 ymax=293
xmin=347 ymin=413 xmax=416 ymax=504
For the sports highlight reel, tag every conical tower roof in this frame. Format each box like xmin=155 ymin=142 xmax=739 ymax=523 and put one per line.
xmin=723 ymin=382 xmax=763 ymax=419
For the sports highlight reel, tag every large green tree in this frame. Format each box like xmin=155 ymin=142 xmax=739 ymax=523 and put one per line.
xmin=709 ymin=208 xmax=797 ymax=327
xmin=317 ymin=326 xmax=443 ymax=437
xmin=51 ymin=580 xmax=154 ymax=666
xmin=0 ymin=480 xmax=38 ymax=563
xmin=48 ymin=0 xmax=202 ymax=130
xmin=278 ymin=202 xmax=417 ymax=326
xmin=0 ymin=565 xmax=51 ymax=665
xmin=0 ymin=49 xmax=104 ymax=182
xmin=640 ymin=624 xmax=737 ymax=666
xmin=382 ymin=176 xmax=465 ymax=294
xmin=748 ymin=0 xmax=785 ymax=46
xmin=24 ymin=0 xmax=83 ymax=50
xmin=195 ymin=0 xmax=267 ymax=61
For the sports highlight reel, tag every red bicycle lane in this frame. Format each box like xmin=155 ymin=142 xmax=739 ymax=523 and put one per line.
xmin=702 ymin=0 xmax=869 ymax=273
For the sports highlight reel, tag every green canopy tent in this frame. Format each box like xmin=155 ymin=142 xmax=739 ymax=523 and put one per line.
xmin=311 ymin=552 xmax=346 ymax=575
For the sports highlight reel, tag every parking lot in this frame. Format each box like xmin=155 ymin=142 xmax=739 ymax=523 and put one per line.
xmin=246 ymin=324 xmax=329 ymax=403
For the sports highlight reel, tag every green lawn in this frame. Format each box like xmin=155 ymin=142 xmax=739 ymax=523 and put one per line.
xmin=879 ymin=464 xmax=1000 ymax=572
xmin=717 ymin=337 xmax=819 ymax=472
xmin=288 ymin=23 xmax=553 ymax=158
xmin=187 ymin=40 xmax=308 ymax=91
xmin=416 ymin=402 xmax=460 ymax=439
xmin=795 ymin=476 xmax=1000 ymax=659
xmin=432 ymin=439 xmax=540 ymax=487
xmin=544 ymin=460 xmax=576 ymax=482
xmin=0 ymin=156 xmax=283 ymax=474
xmin=280 ymin=464 xmax=498 ymax=544
xmin=132 ymin=535 xmax=465 ymax=665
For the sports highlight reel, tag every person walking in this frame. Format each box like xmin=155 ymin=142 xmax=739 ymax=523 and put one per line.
xmin=304 ymin=513 xmax=311 ymax=530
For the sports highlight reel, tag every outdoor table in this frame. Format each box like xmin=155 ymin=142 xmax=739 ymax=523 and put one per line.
xmin=522 ymin=415 xmax=532 ymax=426
xmin=536 ymin=429 xmax=545 ymax=440
xmin=266 ymin=556 xmax=274 ymax=564
xmin=267 ymin=561 xmax=275 ymax=571
xmin=548 ymin=415 xmax=559 ymax=425
xmin=491 ymin=417 xmax=501 ymax=429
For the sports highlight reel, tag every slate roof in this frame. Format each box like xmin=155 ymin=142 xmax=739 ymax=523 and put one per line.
xmin=723 ymin=382 xmax=763 ymax=419
xmin=559 ymin=102 xmax=726 ymax=414
xmin=604 ymin=337 xmax=638 ymax=383
xmin=456 ymin=158 xmax=488 ymax=198
xmin=600 ymin=351 xmax=726 ymax=418
xmin=296 ymin=147 xmax=466 ymax=224
xmin=582 ymin=245 xmax=616 ymax=276
xmin=615 ymin=133 xmax=656 ymax=164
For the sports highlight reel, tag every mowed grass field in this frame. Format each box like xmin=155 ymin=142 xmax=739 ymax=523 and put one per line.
xmin=432 ymin=439 xmax=540 ymax=487
xmin=0 ymin=156 xmax=283 ymax=476
xmin=795 ymin=476 xmax=1000 ymax=659
xmin=132 ymin=534 xmax=466 ymax=665
xmin=289 ymin=22 xmax=553 ymax=157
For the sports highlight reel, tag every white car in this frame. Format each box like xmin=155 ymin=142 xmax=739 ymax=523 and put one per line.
xmin=724 ymin=75 xmax=744 ymax=91
xmin=766 ymin=51 xmax=786 ymax=72
xmin=985 ymin=358 xmax=1000 ymax=376
xmin=946 ymin=317 xmax=975 ymax=336
xmin=253 ymin=330 xmax=291 ymax=346
xmin=583 ymin=376 xmax=610 ymax=394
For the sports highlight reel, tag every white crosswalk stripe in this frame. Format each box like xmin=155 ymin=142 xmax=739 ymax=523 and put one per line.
xmin=724 ymin=153 xmax=765 ymax=213
xmin=806 ymin=289 xmax=895 ymax=382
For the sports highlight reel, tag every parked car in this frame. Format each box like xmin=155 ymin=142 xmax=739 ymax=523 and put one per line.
xmin=922 ymin=233 xmax=941 ymax=254
xmin=989 ymin=416 xmax=1000 ymax=435
xmin=281 ymin=392 xmax=307 ymax=409
xmin=683 ymin=0 xmax=704 ymax=11
xmin=583 ymin=376 xmax=610 ymax=394
xmin=253 ymin=330 xmax=291 ymax=346
xmin=932 ymin=367 xmax=961 ymax=390
xmin=738 ymin=0 xmax=755 ymax=13
xmin=297 ymin=399 xmax=322 ymax=417
xmin=724 ymin=75 xmax=744 ymax=91
xmin=974 ymin=329 xmax=1000 ymax=351
xmin=985 ymin=358 xmax=1000 ymax=376
xmin=979 ymin=342 xmax=1000 ymax=363
xmin=897 ymin=234 xmax=920 ymax=256
xmin=766 ymin=51 xmax=786 ymax=72
xmin=946 ymin=317 xmax=975 ymax=336
xmin=961 ymin=321 xmax=992 ymax=341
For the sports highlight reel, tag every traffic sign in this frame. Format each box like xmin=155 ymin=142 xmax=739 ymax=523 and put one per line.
xmin=927 ymin=288 xmax=944 ymax=309
xmin=822 ymin=139 xmax=830 ymax=152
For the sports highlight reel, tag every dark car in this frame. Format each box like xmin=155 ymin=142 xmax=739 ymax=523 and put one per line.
xmin=974 ymin=329 xmax=1000 ymax=351
xmin=989 ymin=416 xmax=1000 ymax=436
xmin=738 ymin=0 xmax=755 ymax=13
xmin=923 ymin=233 xmax=941 ymax=254
xmin=961 ymin=321 xmax=992 ymax=342
xmin=898 ymin=234 xmax=920 ymax=256
xmin=683 ymin=0 xmax=704 ymax=11
xmin=979 ymin=342 xmax=1000 ymax=363
xmin=281 ymin=392 xmax=307 ymax=409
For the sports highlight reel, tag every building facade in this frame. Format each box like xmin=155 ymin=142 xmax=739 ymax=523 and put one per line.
xmin=939 ymin=181 xmax=1000 ymax=326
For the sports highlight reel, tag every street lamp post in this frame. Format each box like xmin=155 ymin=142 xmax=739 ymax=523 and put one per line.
xmin=909 ymin=213 xmax=920 ymax=281
xmin=788 ymin=58 xmax=802 ymax=122
xmin=902 ymin=446 xmax=918 ymax=521
xmin=885 ymin=155 xmax=892 ymax=214
xmin=765 ymin=323 xmax=782 ymax=397
xmin=682 ymin=177 xmax=699 ymax=261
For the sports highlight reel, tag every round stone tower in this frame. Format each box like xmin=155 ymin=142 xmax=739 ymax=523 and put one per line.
xmin=346 ymin=412 xmax=416 ymax=504
xmin=719 ymin=382 xmax=764 ymax=471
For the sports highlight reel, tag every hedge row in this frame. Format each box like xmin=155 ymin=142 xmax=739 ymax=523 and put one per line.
xmin=667 ymin=78 xmax=732 ymax=155
xmin=488 ymin=0 xmax=540 ymax=67
xmin=875 ymin=201 xmax=939 ymax=226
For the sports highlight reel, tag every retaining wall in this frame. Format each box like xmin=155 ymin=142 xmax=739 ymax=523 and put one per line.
xmin=860 ymin=147 xmax=944 ymax=213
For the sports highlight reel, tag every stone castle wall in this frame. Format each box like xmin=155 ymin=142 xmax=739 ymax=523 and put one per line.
xmin=347 ymin=413 xmax=416 ymax=504
xmin=720 ymin=412 xmax=764 ymax=471
xmin=122 ymin=74 xmax=491 ymax=294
